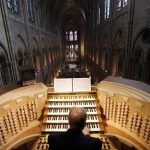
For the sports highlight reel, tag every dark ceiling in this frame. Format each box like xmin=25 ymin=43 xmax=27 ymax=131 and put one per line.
xmin=45 ymin=0 xmax=94 ymax=29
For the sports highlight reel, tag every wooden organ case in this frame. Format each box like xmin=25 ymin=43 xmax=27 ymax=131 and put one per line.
xmin=0 ymin=77 xmax=149 ymax=150
xmin=97 ymin=77 xmax=150 ymax=150
xmin=0 ymin=83 xmax=48 ymax=150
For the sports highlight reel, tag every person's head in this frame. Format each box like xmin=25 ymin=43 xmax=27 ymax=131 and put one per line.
xmin=68 ymin=107 xmax=87 ymax=130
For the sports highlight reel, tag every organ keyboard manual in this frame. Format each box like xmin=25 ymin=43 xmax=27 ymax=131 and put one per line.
xmin=42 ymin=93 xmax=104 ymax=133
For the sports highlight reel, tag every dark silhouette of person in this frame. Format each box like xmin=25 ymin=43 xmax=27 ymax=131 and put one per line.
xmin=48 ymin=107 xmax=102 ymax=150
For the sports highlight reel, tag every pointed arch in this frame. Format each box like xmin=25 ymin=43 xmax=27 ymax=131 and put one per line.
xmin=131 ymin=29 xmax=150 ymax=81
xmin=111 ymin=29 xmax=125 ymax=76
xmin=41 ymin=37 xmax=48 ymax=67
xmin=13 ymin=34 xmax=29 ymax=66
xmin=32 ymin=36 xmax=41 ymax=71
xmin=0 ymin=42 xmax=11 ymax=86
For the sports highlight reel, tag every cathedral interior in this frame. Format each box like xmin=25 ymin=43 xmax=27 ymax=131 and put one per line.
xmin=0 ymin=0 xmax=150 ymax=150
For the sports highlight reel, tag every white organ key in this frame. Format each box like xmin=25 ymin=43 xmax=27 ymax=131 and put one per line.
xmin=45 ymin=94 xmax=100 ymax=133
xmin=86 ymin=115 xmax=99 ymax=123
xmin=49 ymin=98 xmax=95 ymax=102
xmin=47 ymin=104 xmax=96 ymax=108
xmin=45 ymin=123 xmax=70 ymax=132
xmin=47 ymin=111 xmax=97 ymax=115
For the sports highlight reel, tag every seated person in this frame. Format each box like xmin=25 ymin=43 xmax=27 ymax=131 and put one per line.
xmin=48 ymin=107 xmax=102 ymax=150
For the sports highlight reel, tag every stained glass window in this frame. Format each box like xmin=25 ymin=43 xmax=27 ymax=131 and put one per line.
xmin=117 ymin=0 xmax=128 ymax=11
xmin=26 ymin=0 xmax=34 ymax=22
xmin=117 ymin=0 xmax=122 ymax=11
xmin=7 ymin=0 xmax=12 ymax=9
xmin=75 ymin=44 xmax=79 ymax=51
xmin=70 ymin=45 xmax=74 ymax=50
xmin=66 ymin=32 xmax=69 ymax=41
xmin=123 ymin=0 xmax=128 ymax=7
xmin=97 ymin=7 xmax=101 ymax=24
xmin=104 ymin=0 xmax=110 ymax=20
xmin=13 ymin=0 xmax=19 ymax=12
xmin=65 ymin=29 xmax=79 ymax=61
xmin=7 ymin=0 xmax=19 ymax=13
xmin=74 ymin=31 xmax=78 ymax=41
xmin=69 ymin=31 xmax=73 ymax=41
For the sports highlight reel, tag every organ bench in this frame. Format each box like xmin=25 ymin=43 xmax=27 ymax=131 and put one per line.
xmin=0 ymin=77 xmax=150 ymax=150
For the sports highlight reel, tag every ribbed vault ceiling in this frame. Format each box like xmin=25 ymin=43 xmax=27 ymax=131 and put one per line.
xmin=46 ymin=0 xmax=93 ymax=28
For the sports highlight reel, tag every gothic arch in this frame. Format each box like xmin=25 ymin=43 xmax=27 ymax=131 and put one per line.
xmin=47 ymin=39 xmax=51 ymax=64
xmin=145 ymin=50 xmax=150 ymax=83
xmin=132 ymin=29 xmax=150 ymax=82
xmin=0 ymin=41 xmax=9 ymax=58
xmin=41 ymin=37 xmax=48 ymax=67
xmin=32 ymin=36 xmax=39 ymax=51
xmin=101 ymin=51 xmax=109 ymax=72
xmin=132 ymin=27 xmax=150 ymax=50
xmin=0 ymin=43 xmax=11 ymax=86
xmin=134 ymin=48 xmax=144 ymax=80
xmin=102 ymin=34 xmax=109 ymax=49
xmin=17 ymin=48 xmax=24 ymax=66
xmin=117 ymin=53 xmax=125 ymax=77
xmin=113 ymin=29 xmax=124 ymax=51
xmin=111 ymin=30 xmax=125 ymax=76
xmin=32 ymin=37 xmax=41 ymax=71
xmin=100 ymin=34 xmax=109 ymax=70
xmin=13 ymin=34 xmax=28 ymax=66
xmin=17 ymin=34 xmax=27 ymax=50
xmin=41 ymin=37 xmax=46 ymax=49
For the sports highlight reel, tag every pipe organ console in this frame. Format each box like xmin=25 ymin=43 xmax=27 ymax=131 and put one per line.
xmin=0 ymin=77 xmax=150 ymax=150
xmin=42 ymin=94 xmax=104 ymax=133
